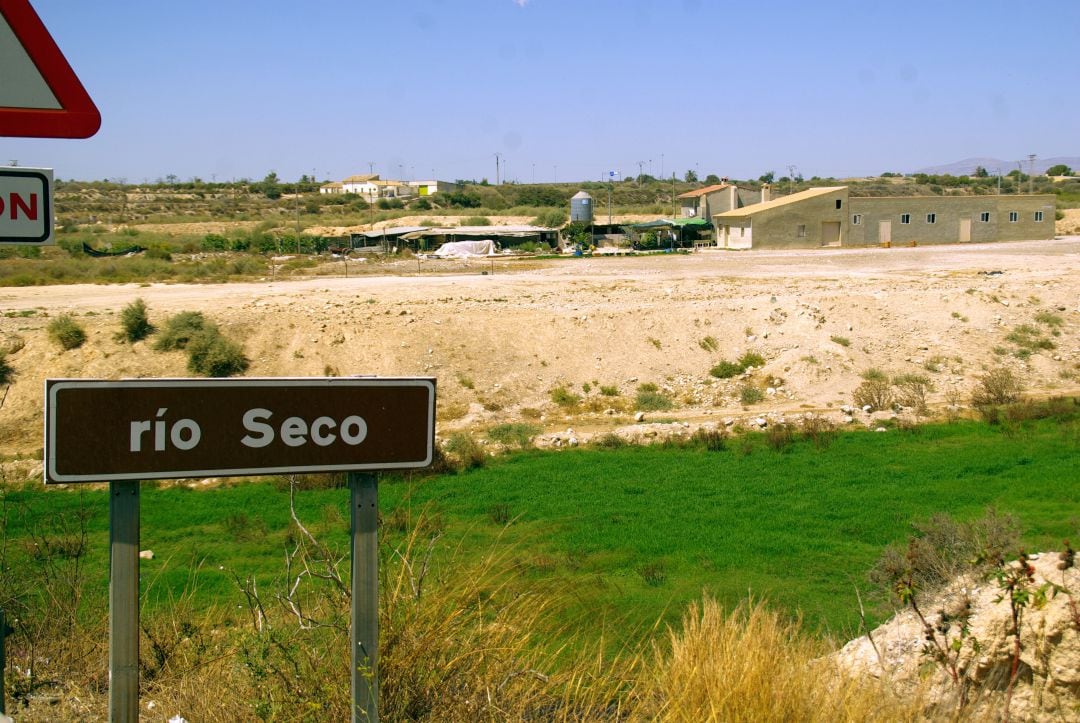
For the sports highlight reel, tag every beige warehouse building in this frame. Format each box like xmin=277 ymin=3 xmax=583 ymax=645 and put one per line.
xmin=712 ymin=186 xmax=1055 ymax=249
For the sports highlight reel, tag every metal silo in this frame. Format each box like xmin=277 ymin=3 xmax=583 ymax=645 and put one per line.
xmin=570 ymin=190 xmax=593 ymax=223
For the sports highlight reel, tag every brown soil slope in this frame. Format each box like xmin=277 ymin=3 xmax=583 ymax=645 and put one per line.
xmin=2 ymin=238 xmax=1078 ymax=464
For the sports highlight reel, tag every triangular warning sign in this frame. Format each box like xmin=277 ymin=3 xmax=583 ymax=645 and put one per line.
xmin=0 ymin=0 xmax=100 ymax=138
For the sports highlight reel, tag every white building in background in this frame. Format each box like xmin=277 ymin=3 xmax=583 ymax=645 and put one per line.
xmin=321 ymin=174 xmax=459 ymax=201
xmin=408 ymin=180 xmax=459 ymax=196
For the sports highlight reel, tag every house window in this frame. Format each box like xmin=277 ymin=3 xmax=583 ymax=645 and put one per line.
xmin=926 ymin=213 xmax=936 ymax=224
xmin=835 ymin=199 xmax=842 ymax=209
xmin=900 ymin=213 xmax=910 ymax=224
xmin=852 ymin=214 xmax=862 ymax=225
xmin=797 ymin=224 xmax=807 ymax=237
xmin=1009 ymin=211 xmax=1018 ymax=222
xmin=980 ymin=212 xmax=990 ymax=222
xmin=1034 ymin=211 xmax=1044 ymax=222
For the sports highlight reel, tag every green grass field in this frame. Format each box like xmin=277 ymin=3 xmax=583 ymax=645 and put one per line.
xmin=5 ymin=414 xmax=1077 ymax=650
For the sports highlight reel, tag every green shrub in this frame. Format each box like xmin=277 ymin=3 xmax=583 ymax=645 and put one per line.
xmin=830 ymin=335 xmax=851 ymax=347
xmin=860 ymin=368 xmax=887 ymax=382
xmin=444 ymin=432 xmax=486 ymax=470
xmin=154 ymin=311 xmax=209 ymax=351
xmin=462 ymin=216 xmax=491 ymax=227
xmin=118 ymin=298 xmax=154 ymax=343
xmin=530 ymin=209 xmax=567 ymax=228
xmin=710 ymin=361 xmax=742 ymax=379
xmin=699 ymin=336 xmax=719 ymax=352
xmin=635 ymin=385 xmax=675 ymax=412
xmin=1006 ymin=324 xmax=1054 ymax=352
xmin=591 ymin=433 xmax=628 ymax=449
xmin=1033 ymin=311 xmax=1063 ymax=328
xmin=488 ymin=423 xmax=540 ymax=449
xmin=739 ymin=385 xmax=764 ymax=405
xmin=48 ymin=314 xmax=86 ymax=350
xmin=599 ymin=385 xmax=619 ymax=396
xmin=186 ymin=328 xmax=249 ymax=377
xmin=550 ymin=386 xmax=582 ymax=408
xmin=737 ymin=351 xmax=765 ymax=368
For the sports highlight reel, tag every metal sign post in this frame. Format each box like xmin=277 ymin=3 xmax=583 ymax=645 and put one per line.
xmin=44 ymin=377 xmax=435 ymax=721
xmin=350 ymin=472 xmax=379 ymax=722
xmin=109 ymin=480 xmax=139 ymax=722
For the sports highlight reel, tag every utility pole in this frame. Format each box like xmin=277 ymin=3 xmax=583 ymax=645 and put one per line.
xmin=295 ymin=176 xmax=302 ymax=254
xmin=1027 ymin=154 xmax=1036 ymax=194
xmin=671 ymin=172 xmax=676 ymax=218
xmin=787 ymin=165 xmax=797 ymax=196
xmin=367 ymin=161 xmax=374 ymax=176
xmin=637 ymin=160 xmax=645 ymax=185
xmin=494 ymin=153 xmax=501 ymax=185
xmin=608 ymin=173 xmax=613 ymax=227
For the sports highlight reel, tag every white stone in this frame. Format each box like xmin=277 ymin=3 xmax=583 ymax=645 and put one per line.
xmin=140 ymin=550 xmax=154 ymax=560
xmin=634 ymin=412 xmax=646 ymax=422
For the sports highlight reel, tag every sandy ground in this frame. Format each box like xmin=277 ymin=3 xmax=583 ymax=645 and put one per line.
xmin=2 ymin=237 xmax=1078 ymax=467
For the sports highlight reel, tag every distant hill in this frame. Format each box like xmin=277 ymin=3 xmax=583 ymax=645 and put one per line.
xmin=916 ymin=157 xmax=1080 ymax=176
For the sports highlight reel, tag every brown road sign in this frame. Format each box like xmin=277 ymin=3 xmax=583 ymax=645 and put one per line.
xmin=44 ymin=377 xmax=436 ymax=484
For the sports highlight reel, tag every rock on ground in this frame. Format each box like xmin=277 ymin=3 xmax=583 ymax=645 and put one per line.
xmin=836 ymin=552 xmax=1080 ymax=721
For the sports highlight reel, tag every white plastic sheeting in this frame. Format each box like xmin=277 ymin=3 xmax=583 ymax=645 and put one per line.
xmin=431 ymin=240 xmax=499 ymax=258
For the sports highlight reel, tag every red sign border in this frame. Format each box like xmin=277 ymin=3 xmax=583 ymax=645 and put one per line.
xmin=44 ymin=377 xmax=437 ymax=484
xmin=0 ymin=167 xmax=51 ymax=243
xmin=0 ymin=0 xmax=100 ymax=138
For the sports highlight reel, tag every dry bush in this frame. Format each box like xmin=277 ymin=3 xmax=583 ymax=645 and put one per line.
xmin=971 ymin=367 xmax=1024 ymax=407
xmin=853 ymin=378 xmax=893 ymax=411
xmin=766 ymin=422 xmax=796 ymax=452
xmin=894 ymin=373 xmax=934 ymax=416
xmin=9 ymin=489 xmax=926 ymax=722
xmin=869 ymin=508 xmax=1020 ymax=604
xmin=640 ymin=597 xmax=919 ymax=721
xmin=800 ymin=414 xmax=837 ymax=448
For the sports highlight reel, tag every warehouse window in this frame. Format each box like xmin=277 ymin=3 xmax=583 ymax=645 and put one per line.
xmin=1009 ymin=211 xmax=1018 ymax=222
xmin=980 ymin=212 xmax=990 ymax=222
xmin=852 ymin=214 xmax=862 ymax=225
xmin=797 ymin=224 xmax=807 ymax=237
xmin=835 ymin=199 xmax=842 ymax=209
xmin=900 ymin=213 xmax=910 ymax=224
xmin=926 ymin=213 xmax=936 ymax=224
xmin=1034 ymin=211 xmax=1044 ymax=222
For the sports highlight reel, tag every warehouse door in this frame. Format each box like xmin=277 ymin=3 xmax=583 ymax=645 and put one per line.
xmin=821 ymin=221 xmax=841 ymax=247
xmin=959 ymin=217 xmax=971 ymax=242
xmin=879 ymin=220 xmax=892 ymax=245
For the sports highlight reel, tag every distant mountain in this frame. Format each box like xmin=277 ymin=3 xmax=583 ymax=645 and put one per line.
xmin=916 ymin=157 xmax=1080 ymax=176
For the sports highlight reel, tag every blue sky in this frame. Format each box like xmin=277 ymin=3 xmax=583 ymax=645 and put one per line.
xmin=3 ymin=0 xmax=1077 ymax=183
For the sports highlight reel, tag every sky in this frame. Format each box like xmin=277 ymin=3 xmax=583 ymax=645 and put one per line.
xmin=2 ymin=0 xmax=1078 ymax=184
